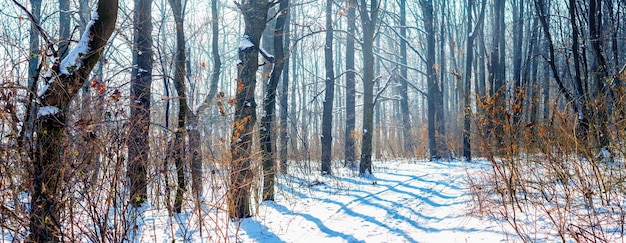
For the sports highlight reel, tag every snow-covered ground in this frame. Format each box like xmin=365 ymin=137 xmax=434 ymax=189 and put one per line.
xmin=129 ymin=159 xmax=517 ymax=242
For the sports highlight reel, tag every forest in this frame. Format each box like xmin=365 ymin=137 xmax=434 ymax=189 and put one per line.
xmin=0 ymin=0 xmax=625 ymax=242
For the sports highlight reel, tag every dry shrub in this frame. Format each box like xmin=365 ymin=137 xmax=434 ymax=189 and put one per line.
xmin=469 ymin=98 xmax=626 ymax=242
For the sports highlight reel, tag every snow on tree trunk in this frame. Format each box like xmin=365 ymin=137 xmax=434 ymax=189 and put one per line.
xmin=29 ymin=1 xmax=118 ymax=242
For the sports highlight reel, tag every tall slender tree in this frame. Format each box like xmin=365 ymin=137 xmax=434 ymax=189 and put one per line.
xmin=398 ymin=0 xmax=413 ymax=157
xmin=261 ymin=0 xmax=289 ymax=201
xmin=21 ymin=0 xmax=42 ymax=145
xmin=489 ymin=0 xmax=506 ymax=144
xmin=344 ymin=0 xmax=357 ymax=167
xmin=463 ymin=0 xmax=486 ymax=161
xmin=128 ymin=0 xmax=153 ymax=207
xmin=358 ymin=0 xmax=378 ymax=175
xmin=167 ymin=0 xmax=189 ymax=214
xmin=589 ymin=0 xmax=610 ymax=150
xmin=321 ymin=0 xmax=335 ymax=175
xmin=421 ymin=0 xmax=445 ymax=160
xmin=279 ymin=6 xmax=291 ymax=174
xmin=512 ymin=0 xmax=525 ymax=125
xmin=29 ymin=1 xmax=118 ymax=241
xmin=58 ymin=0 xmax=70 ymax=58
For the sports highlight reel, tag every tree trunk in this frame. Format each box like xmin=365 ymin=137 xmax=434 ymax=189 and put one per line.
xmin=58 ymin=0 xmax=71 ymax=59
xmin=128 ymin=0 xmax=153 ymax=208
xmin=399 ymin=0 xmax=413 ymax=157
xmin=279 ymin=7 xmax=290 ymax=174
xmin=344 ymin=0 xmax=357 ymax=167
xmin=229 ymin=0 xmax=268 ymax=219
xmin=589 ymin=0 xmax=610 ymax=150
xmin=321 ymin=0 xmax=334 ymax=175
xmin=463 ymin=0 xmax=475 ymax=161
xmin=512 ymin=0 xmax=524 ymax=125
xmin=534 ymin=0 xmax=578 ymax=124
xmin=261 ymin=0 xmax=289 ymax=201
xmin=358 ymin=0 xmax=378 ymax=176
xmin=489 ymin=0 xmax=506 ymax=145
xmin=29 ymin=1 xmax=118 ymax=241
xmin=168 ymin=0 xmax=188 ymax=214
xmin=422 ymin=0 xmax=444 ymax=160
xmin=568 ymin=0 xmax=590 ymax=143
xmin=21 ymin=0 xmax=41 ymax=146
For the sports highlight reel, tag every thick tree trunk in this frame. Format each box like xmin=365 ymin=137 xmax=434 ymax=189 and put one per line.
xmin=229 ymin=0 xmax=268 ymax=219
xmin=261 ymin=0 xmax=289 ymax=201
xmin=321 ymin=0 xmax=334 ymax=175
xmin=344 ymin=0 xmax=357 ymax=167
xmin=29 ymin=1 xmax=118 ymax=241
xmin=128 ymin=0 xmax=153 ymax=208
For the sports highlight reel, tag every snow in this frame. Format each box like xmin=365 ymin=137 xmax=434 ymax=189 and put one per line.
xmin=117 ymin=160 xmax=516 ymax=242
xmin=259 ymin=47 xmax=274 ymax=63
xmin=37 ymin=106 xmax=61 ymax=118
xmin=239 ymin=35 xmax=255 ymax=51
xmin=59 ymin=10 xmax=99 ymax=75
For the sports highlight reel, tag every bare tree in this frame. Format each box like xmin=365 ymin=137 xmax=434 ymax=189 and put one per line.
xmin=58 ymin=0 xmax=71 ymax=58
xmin=279 ymin=4 xmax=291 ymax=174
xmin=344 ymin=0 xmax=357 ymax=167
xmin=28 ymin=1 xmax=118 ymax=241
xmin=358 ymin=0 xmax=379 ymax=175
xmin=421 ymin=0 xmax=445 ymax=160
xmin=128 ymin=0 xmax=153 ymax=208
xmin=229 ymin=0 xmax=269 ymax=219
xmin=167 ymin=0 xmax=189 ymax=214
xmin=261 ymin=0 xmax=289 ymax=201
xmin=321 ymin=0 xmax=334 ymax=175
xmin=398 ymin=0 xmax=413 ymax=157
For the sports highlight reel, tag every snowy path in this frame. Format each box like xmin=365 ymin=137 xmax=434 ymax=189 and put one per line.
xmin=238 ymin=160 xmax=515 ymax=243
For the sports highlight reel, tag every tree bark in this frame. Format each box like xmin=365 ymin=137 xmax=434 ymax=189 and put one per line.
xmin=422 ymin=0 xmax=444 ymax=160
xmin=58 ymin=0 xmax=71 ymax=59
xmin=512 ymin=0 xmax=524 ymax=125
xmin=358 ymin=0 xmax=378 ymax=176
xmin=463 ymin=0 xmax=475 ymax=161
xmin=21 ymin=0 xmax=41 ymax=146
xmin=321 ymin=0 xmax=334 ymax=175
xmin=261 ymin=0 xmax=289 ymax=201
xmin=589 ymin=0 xmax=610 ymax=150
xmin=399 ymin=0 xmax=413 ymax=157
xmin=344 ymin=0 xmax=357 ymax=167
xmin=29 ymin=1 xmax=118 ymax=241
xmin=489 ymin=0 xmax=506 ymax=145
xmin=167 ymin=0 xmax=188 ymax=214
xmin=128 ymin=0 xmax=153 ymax=208
xmin=279 ymin=7 xmax=290 ymax=174
xmin=229 ymin=0 xmax=268 ymax=219
xmin=568 ymin=0 xmax=590 ymax=142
